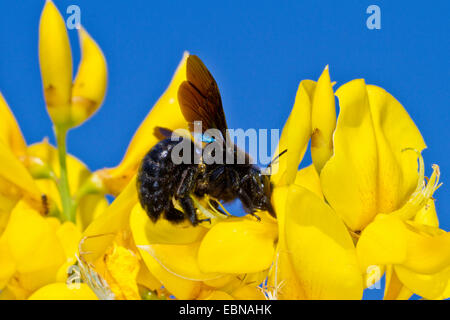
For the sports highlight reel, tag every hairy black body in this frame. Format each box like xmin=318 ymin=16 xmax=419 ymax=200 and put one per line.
xmin=137 ymin=137 xmax=274 ymax=226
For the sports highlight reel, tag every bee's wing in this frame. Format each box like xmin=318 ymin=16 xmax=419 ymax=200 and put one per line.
xmin=178 ymin=55 xmax=228 ymax=141
xmin=153 ymin=126 xmax=174 ymax=140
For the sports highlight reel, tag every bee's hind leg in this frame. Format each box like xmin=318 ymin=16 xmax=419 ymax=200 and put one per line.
xmin=178 ymin=196 xmax=210 ymax=226
xmin=174 ymin=166 xmax=207 ymax=226
xmin=164 ymin=202 xmax=185 ymax=224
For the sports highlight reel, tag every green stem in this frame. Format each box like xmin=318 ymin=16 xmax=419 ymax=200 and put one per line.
xmin=55 ymin=125 xmax=76 ymax=223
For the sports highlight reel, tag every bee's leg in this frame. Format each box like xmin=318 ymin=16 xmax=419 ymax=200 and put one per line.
xmin=176 ymin=166 xmax=198 ymax=198
xmin=179 ymin=196 xmax=210 ymax=226
xmin=164 ymin=201 xmax=186 ymax=223
xmin=238 ymin=189 xmax=261 ymax=222
xmin=210 ymin=199 xmax=227 ymax=216
xmin=175 ymin=166 xmax=210 ymax=226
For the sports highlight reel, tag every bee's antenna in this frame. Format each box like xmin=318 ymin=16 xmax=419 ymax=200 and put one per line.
xmin=266 ymin=149 xmax=288 ymax=169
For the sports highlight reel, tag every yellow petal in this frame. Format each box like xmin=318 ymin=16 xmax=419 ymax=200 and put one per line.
xmin=28 ymin=283 xmax=98 ymax=300
xmin=384 ymin=265 xmax=413 ymax=300
xmin=76 ymin=194 xmax=108 ymax=231
xmin=136 ymin=246 xmax=201 ymax=299
xmin=357 ymin=214 xmax=450 ymax=274
xmin=414 ymin=199 xmax=439 ymax=227
xmin=321 ymin=79 xmax=426 ymax=231
xmin=3 ymin=207 xmax=65 ymax=274
xmin=268 ymin=186 xmax=306 ymax=299
xmin=402 ymin=224 xmax=450 ymax=274
xmin=198 ymin=290 xmax=234 ymax=300
xmin=285 ymin=186 xmax=363 ymax=299
xmin=0 ymin=180 xmax=21 ymax=236
xmin=311 ymin=66 xmax=336 ymax=173
xmin=395 ymin=265 xmax=450 ymax=300
xmin=130 ymin=203 xmax=208 ymax=245
xmin=131 ymin=205 xmax=219 ymax=282
xmin=132 ymin=214 xmax=201 ymax=299
xmin=198 ymin=218 xmax=277 ymax=274
xmin=0 ymin=237 xmax=16 ymax=290
xmin=356 ymin=214 xmax=407 ymax=271
xmin=56 ymin=222 xmax=82 ymax=261
xmin=97 ymin=53 xmax=190 ymax=195
xmin=231 ymin=284 xmax=266 ymax=300
xmin=81 ymin=176 xmax=138 ymax=263
xmin=71 ymin=27 xmax=108 ymax=127
xmin=294 ymin=164 xmax=323 ymax=200
xmin=136 ymin=263 xmax=162 ymax=292
xmin=0 ymin=92 xmax=27 ymax=157
xmin=0 ymin=141 xmax=44 ymax=213
xmin=39 ymin=0 xmax=73 ymax=125
xmin=271 ymin=80 xmax=314 ymax=186
xmin=104 ymin=244 xmax=141 ymax=300
xmin=139 ymin=242 xmax=221 ymax=282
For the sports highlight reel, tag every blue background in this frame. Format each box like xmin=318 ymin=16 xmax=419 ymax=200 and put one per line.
xmin=0 ymin=0 xmax=448 ymax=299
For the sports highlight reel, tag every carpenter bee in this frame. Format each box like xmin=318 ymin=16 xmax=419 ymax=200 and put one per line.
xmin=137 ymin=55 xmax=279 ymax=226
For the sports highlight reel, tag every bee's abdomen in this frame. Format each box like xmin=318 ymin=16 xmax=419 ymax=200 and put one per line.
xmin=137 ymin=139 xmax=183 ymax=222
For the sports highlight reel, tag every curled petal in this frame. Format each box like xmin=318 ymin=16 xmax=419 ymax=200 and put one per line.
xmin=311 ymin=66 xmax=336 ymax=173
xmin=198 ymin=218 xmax=278 ymax=274
xmin=285 ymin=186 xmax=363 ymax=299
xmin=71 ymin=27 xmax=108 ymax=127
xmin=395 ymin=265 xmax=450 ymax=300
xmin=131 ymin=204 xmax=220 ymax=281
xmin=133 ymin=237 xmax=201 ymax=300
xmin=81 ymin=176 xmax=138 ymax=263
xmin=0 ymin=93 xmax=27 ymax=157
xmin=321 ymin=80 xmax=426 ymax=231
xmin=39 ymin=0 xmax=73 ymax=125
xmin=270 ymin=80 xmax=314 ymax=186
xmin=130 ymin=204 xmax=208 ymax=245
xmin=356 ymin=214 xmax=407 ymax=271
xmin=357 ymin=214 xmax=450 ymax=274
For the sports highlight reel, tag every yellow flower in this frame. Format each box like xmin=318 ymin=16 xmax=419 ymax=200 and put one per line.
xmin=315 ymin=78 xmax=448 ymax=299
xmin=266 ymin=68 xmax=363 ymax=300
xmin=0 ymin=205 xmax=80 ymax=299
xmin=39 ymin=0 xmax=107 ymax=128
xmin=0 ymin=92 xmax=105 ymax=299
xmin=0 ymin=93 xmax=48 ymax=230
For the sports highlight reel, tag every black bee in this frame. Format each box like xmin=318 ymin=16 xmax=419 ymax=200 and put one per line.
xmin=137 ymin=55 xmax=276 ymax=226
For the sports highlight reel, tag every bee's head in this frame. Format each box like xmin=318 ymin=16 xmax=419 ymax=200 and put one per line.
xmin=243 ymin=166 xmax=275 ymax=217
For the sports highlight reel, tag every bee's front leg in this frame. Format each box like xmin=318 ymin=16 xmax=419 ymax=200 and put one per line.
xmin=237 ymin=189 xmax=261 ymax=222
